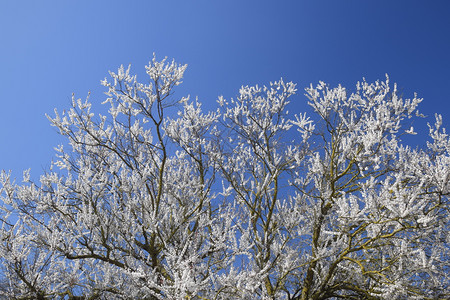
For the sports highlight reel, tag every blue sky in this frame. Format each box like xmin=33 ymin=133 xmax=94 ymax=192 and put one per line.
xmin=1 ymin=1 xmax=450 ymax=180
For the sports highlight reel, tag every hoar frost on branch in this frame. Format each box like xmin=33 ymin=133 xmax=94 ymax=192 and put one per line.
xmin=0 ymin=55 xmax=448 ymax=299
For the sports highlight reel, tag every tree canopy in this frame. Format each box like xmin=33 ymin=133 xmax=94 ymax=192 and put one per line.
xmin=0 ymin=56 xmax=448 ymax=299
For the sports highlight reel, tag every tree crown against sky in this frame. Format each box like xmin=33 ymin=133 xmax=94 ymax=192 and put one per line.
xmin=0 ymin=56 xmax=448 ymax=299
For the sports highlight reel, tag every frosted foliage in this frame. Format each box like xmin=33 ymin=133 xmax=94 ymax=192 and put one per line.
xmin=0 ymin=57 xmax=448 ymax=300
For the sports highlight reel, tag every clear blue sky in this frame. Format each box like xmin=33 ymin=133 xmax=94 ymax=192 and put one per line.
xmin=1 ymin=1 xmax=450 ymax=180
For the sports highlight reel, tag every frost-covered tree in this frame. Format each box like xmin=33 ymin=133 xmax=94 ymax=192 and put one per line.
xmin=0 ymin=56 xmax=448 ymax=299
